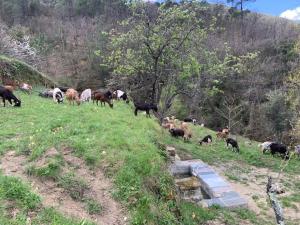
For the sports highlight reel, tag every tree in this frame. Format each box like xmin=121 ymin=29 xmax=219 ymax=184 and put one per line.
xmin=103 ymin=1 xmax=206 ymax=110
xmin=215 ymin=96 xmax=244 ymax=131
xmin=227 ymin=0 xmax=256 ymax=19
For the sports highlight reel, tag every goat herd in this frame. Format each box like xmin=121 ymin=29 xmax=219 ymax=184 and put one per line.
xmin=162 ymin=116 xmax=300 ymax=160
xmin=1 ymin=83 xmax=299 ymax=161
xmin=162 ymin=117 xmax=240 ymax=153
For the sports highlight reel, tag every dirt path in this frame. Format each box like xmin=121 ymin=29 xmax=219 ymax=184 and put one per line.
xmin=0 ymin=150 xmax=127 ymax=225
xmin=212 ymin=164 xmax=300 ymax=223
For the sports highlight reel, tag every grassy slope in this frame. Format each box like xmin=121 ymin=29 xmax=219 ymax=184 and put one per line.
xmin=0 ymin=93 xmax=299 ymax=225
xmin=0 ymin=55 xmax=55 ymax=86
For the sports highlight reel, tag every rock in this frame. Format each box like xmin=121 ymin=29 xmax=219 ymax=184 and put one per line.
xmin=180 ymin=188 xmax=203 ymax=203
xmin=166 ymin=146 xmax=176 ymax=154
xmin=175 ymin=155 xmax=181 ymax=161
xmin=170 ymin=160 xmax=203 ymax=175
xmin=175 ymin=176 xmax=201 ymax=191
xmin=168 ymin=149 xmax=176 ymax=157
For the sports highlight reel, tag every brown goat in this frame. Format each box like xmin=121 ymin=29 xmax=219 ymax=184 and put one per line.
xmin=92 ymin=91 xmax=113 ymax=108
xmin=216 ymin=131 xmax=228 ymax=139
xmin=180 ymin=122 xmax=189 ymax=130
xmin=4 ymin=85 xmax=16 ymax=92
xmin=65 ymin=88 xmax=81 ymax=105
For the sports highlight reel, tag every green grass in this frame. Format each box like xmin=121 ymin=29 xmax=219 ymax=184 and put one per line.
xmin=0 ymin=92 xmax=299 ymax=224
xmin=58 ymin=172 xmax=88 ymax=201
xmin=162 ymin=124 xmax=300 ymax=174
xmin=26 ymin=155 xmax=63 ymax=180
xmin=0 ymin=174 xmax=41 ymax=210
xmin=84 ymin=198 xmax=103 ymax=215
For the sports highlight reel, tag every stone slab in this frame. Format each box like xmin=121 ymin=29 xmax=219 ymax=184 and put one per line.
xmin=202 ymin=198 xmax=226 ymax=207
xmin=220 ymin=196 xmax=248 ymax=208
xmin=191 ymin=164 xmax=215 ymax=176
xmin=201 ymin=177 xmax=229 ymax=189
xmin=170 ymin=160 xmax=248 ymax=209
xmin=210 ymin=186 xmax=234 ymax=198
xmin=169 ymin=160 xmax=203 ymax=175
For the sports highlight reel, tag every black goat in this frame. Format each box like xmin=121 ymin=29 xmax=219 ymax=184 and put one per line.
xmin=134 ymin=102 xmax=158 ymax=117
xmin=57 ymin=86 xmax=70 ymax=93
xmin=120 ymin=92 xmax=128 ymax=101
xmin=169 ymin=128 xmax=185 ymax=138
xmin=0 ymin=86 xmax=21 ymax=107
xmin=269 ymin=143 xmax=289 ymax=160
xmin=184 ymin=118 xmax=197 ymax=125
xmin=199 ymin=135 xmax=212 ymax=145
xmin=226 ymin=138 xmax=239 ymax=153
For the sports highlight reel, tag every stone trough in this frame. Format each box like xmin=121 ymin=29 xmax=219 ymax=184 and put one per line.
xmin=167 ymin=147 xmax=248 ymax=208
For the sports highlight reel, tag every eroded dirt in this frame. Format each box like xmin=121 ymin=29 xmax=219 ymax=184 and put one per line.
xmin=212 ymin=163 xmax=300 ymax=224
xmin=0 ymin=149 xmax=128 ymax=225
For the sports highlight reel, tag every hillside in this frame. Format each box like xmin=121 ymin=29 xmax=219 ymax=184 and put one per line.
xmin=1 ymin=1 xmax=300 ymax=141
xmin=0 ymin=55 xmax=55 ymax=86
xmin=0 ymin=92 xmax=299 ymax=225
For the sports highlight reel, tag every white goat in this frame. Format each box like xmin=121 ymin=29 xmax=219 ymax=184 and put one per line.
xmin=80 ymin=89 xmax=92 ymax=102
xmin=53 ymin=88 xmax=64 ymax=103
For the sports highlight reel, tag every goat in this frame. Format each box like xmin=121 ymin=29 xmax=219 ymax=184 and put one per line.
xmin=259 ymin=141 xmax=273 ymax=154
xmin=162 ymin=122 xmax=175 ymax=130
xmin=269 ymin=143 xmax=289 ymax=160
xmin=65 ymin=89 xmax=81 ymax=105
xmin=92 ymin=91 xmax=113 ymax=108
xmin=19 ymin=83 xmax=32 ymax=94
xmin=39 ymin=89 xmax=53 ymax=98
xmin=57 ymin=86 xmax=69 ymax=93
xmin=80 ymin=89 xmax=92 ymax=102
xmin=216 ymin=131 xmax=228 ymax=139
xmin=199 ymin=135 xmax=212 ymax=145
xmin=113 ymin=90 xmax=128 ymax=101
xmin=222 ymin=127 xmax=229 ymax=134
xmin=53 ymin=88 xmax=64 ymax=103
xmin=184 ymin=118 xmax=197 ymax=125
xmin=134 ymin=102 xmax=158 ymax=117
xmin=226 ymin=138 xmax=240 ymax=153
xmin=294 ymin=145 xmax=300 ymax=158
xmin=0 ymin=86 xmax=21 ymax=107
xmin=4 ymin=85 xmax=16 ymax=92
xmin=169 ymin=128 xmax=185 ymax=138
xmin=180 ymin=122 xmax=189 ymax=130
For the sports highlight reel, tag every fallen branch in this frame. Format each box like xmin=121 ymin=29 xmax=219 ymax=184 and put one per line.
xmin=266 ymin=176 xmax=285 ymax=225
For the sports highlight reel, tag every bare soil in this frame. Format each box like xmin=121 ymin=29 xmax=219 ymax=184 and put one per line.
xmin=212 ymin=163 xmax=300 ymax=224
xmin=0 ymin=149 xmax=128 ymax=225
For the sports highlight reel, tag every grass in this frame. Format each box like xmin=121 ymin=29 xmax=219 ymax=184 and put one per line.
xmin=162 ymin=124 xmax=300 ymax=174
xmin=58 ymin=172 xmax=88 ymax=201
xmin=0 ymin=91 xmax=299 ymax=224
xmin=84 ymin=198 xmax=103 ymax=215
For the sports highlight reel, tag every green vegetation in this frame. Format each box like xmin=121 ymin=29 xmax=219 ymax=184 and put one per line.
xmin=26 ymin=155 xmax=63 ymax=180
xmin=58 ymin=172 xmax=88 ymax=201
xmin=0 ymin=175 xmax=41 ymax=210
xmin=0 ymin=55 xmax=55 ymax=86
xmin=0 ymin=92 xmax=299 ymax=224
xmin=0 ymin=173 xmax=92 ymax=225
xmin=84 ymin=198 xmax=103 ymax=215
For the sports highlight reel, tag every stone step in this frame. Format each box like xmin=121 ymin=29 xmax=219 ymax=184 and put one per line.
xmin=170 ymin=159 xmax=248 ymax=209
xmin=175 ymin=176 xmax=201 ymax=191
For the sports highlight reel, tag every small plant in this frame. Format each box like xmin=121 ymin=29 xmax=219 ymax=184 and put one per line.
xmin=84 ymin=198 xmax=103 ymax=215
xmin=0 ymin=176 xmax=41 ymax=210
xmin=252 ymin=195 xmax=259 ymax=201
xmin=58 ymin=173 xmax=88 ymax=201
xmin=26 ymin=156 xmax=63 ymax=180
